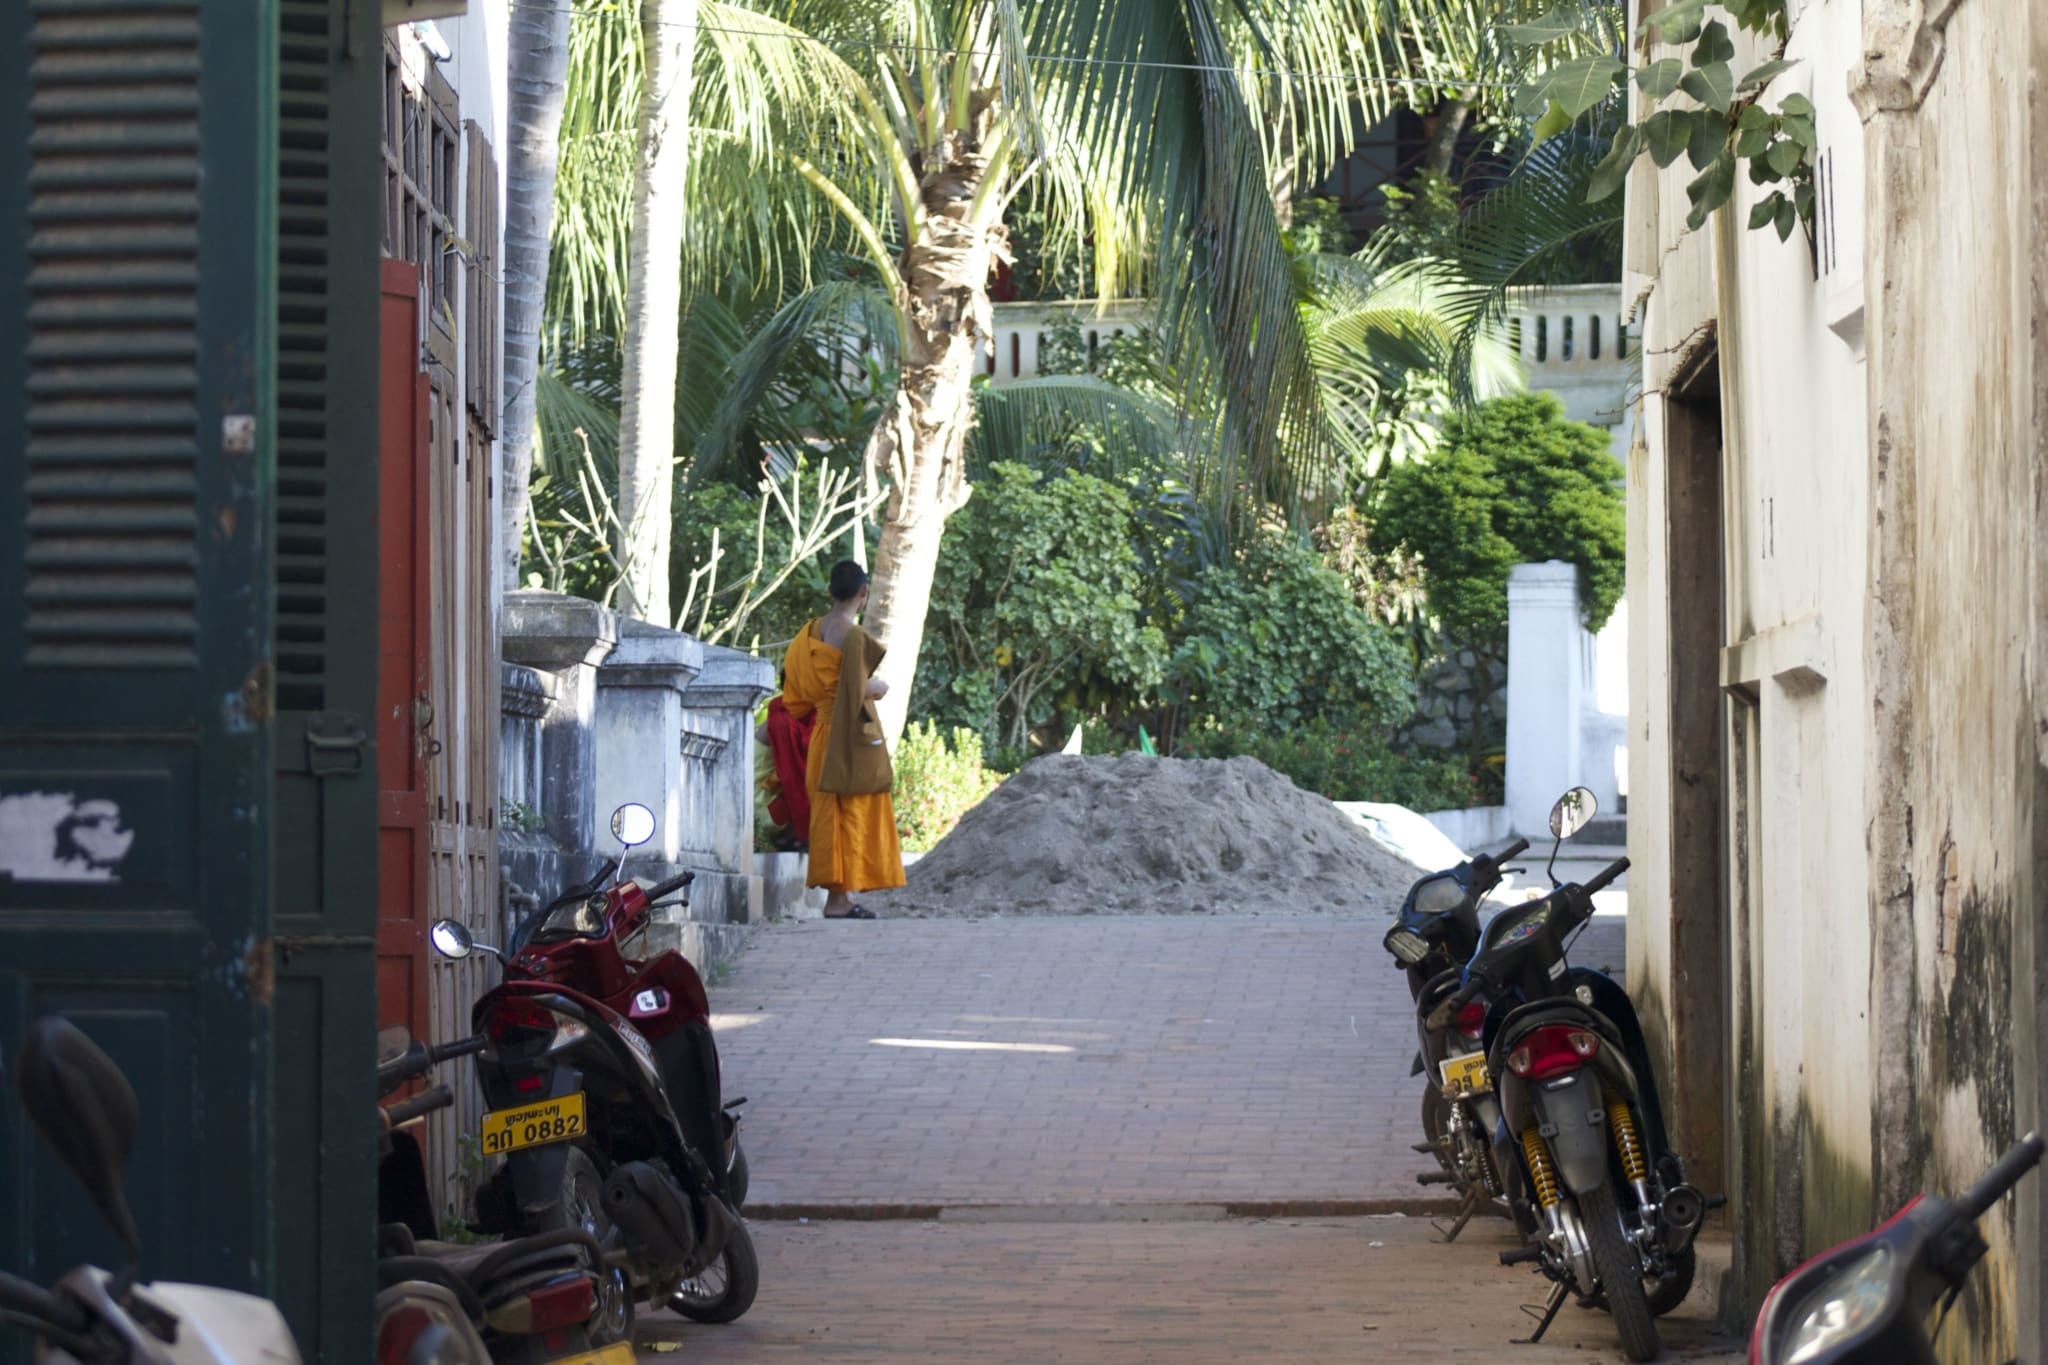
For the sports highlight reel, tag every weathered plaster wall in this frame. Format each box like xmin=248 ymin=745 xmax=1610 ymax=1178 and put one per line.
xmin=1855 ymin=0 xmax=2045 ymax=1354
xmin=1629 ymin=0 xmax=2045 ymax=1355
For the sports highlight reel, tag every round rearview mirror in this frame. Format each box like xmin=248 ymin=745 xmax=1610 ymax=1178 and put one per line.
xmin=429 ymin=918 xmax=474 ymax=960
xmin=376 ymin=1024 xmax=414 ymax=1067
xmin=1549 ymin=787 xmax=1599 ymax=841
xmin=611 ymin=802 xmax=657 ymax=849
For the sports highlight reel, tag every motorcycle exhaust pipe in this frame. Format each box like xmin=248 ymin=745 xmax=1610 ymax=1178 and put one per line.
xmin=602 ymin=1162 xmax=700 ymax=1270
xmin=1660 ymin=1183 xmax=1707 ymax=1253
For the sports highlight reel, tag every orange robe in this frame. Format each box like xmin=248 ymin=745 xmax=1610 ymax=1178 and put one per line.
xmin=783 ymin=620 xmax=906 ymax=894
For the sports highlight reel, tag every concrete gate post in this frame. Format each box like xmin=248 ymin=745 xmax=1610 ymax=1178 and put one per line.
xmin=501 ymin=590 xmax=620 ymax=854
xmin=677 ymin=646 xmax=776 ymax=927
xmin=1506 ymin=562 xmax=1587 ymax=836
xmin=593 ymin=617 xmax=705 ymax=861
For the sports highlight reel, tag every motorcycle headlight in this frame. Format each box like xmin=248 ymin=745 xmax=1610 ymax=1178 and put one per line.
xmin=1383 ymin=927 xmax=1430 ymax=965
xmin=1782 ymin=1245 xmax=1894 ymax=1363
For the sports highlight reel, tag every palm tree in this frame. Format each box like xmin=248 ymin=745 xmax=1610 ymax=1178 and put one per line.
xmin=500 ymin=0 xmax=575 ymax=586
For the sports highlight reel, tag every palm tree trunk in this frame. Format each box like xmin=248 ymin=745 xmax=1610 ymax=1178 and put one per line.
xmin=499 ymin=1 xmax=573 ymax=589
xmin=617 ymin=0 xmax=694 ymax=625
xmin=1421 ymin=96 xmax=1471 ymax=178
xmin=862 ymin=95 xmax=1004 ymax=742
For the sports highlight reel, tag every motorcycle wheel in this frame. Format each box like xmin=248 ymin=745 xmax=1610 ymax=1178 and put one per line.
xmin=668 ymin=1211 xmax=760 ymax=1324
xmin=1580 ymin=1184 xmax=1660 ymax=1363
xmin=543 ymin=1146 xmax=636 ymax=1346
xmin=1420 ymin=1089 xmax=1456 ymax=1176
xmin=725 ymin=1137 xmax=750 ymax=1209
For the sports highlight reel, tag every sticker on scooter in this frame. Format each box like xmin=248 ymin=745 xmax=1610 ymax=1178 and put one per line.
xmin=614 ymin=1019 xmax=662 ymax=1078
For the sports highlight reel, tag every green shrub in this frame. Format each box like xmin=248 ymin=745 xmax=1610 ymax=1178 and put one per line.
xmin=1371 ymin=392 xmax=1626 ymax=632
xmin=1180 ymin=719 xmax=1481 ymax=812
xmin=1169 ymin=534 xmax=1415 ymax=733
xmin=893 ymin=722 xmax=1002 ymax=853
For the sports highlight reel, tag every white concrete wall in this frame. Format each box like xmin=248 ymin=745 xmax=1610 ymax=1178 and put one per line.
xmin=1504 ymin=564 xmax=1626 ymax=835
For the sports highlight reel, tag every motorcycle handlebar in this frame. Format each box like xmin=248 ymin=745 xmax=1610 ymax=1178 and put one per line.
xmin=0 ymin=1271 xmax=91 ymax=1340
xmin=1500 ymin=837 xmax=1531 ymax=861
xmin=1582 ymin=856 xmax=1630 ymax=896
xmin=429 ymin=1035 xmax=485 ymax=1064
xmin=645 ymin=869 xmax=695 ymax=902
xmin=383 ymin=1085 xmax=454 ymax=1128
xmin=1959 ymin=1132 xmax=2045 ymax=1220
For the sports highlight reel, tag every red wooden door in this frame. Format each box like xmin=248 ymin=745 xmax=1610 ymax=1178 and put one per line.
xmin=377 ymin=260 xmax=433 ymax=1043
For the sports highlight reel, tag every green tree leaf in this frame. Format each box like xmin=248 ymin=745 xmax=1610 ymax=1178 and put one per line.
xmin=1531 ymin=99 xmax=1575 ymax=145
xmin=1501 ymin=5 xmax=1590 ymax=46
xmin=1778 ymin=93 xmax=1816 ymax=118
xmin=1644 ymin=110 xmax=1696 ymax=168
xmin=1688 ymin=113 xmax=1729 ymax=169
xmin=1735 ymin=122 xmax=1771 ymax=158
xmin=1748 ymin=192 xmax=1782 ymax=231
xmin=1680 ymin=62 xmax=1735 ymax=112
xmin=1636 ymin=57 xmax=1683 ymax=100
xmin=1586 ymin=124 xmax=1646 ymax=202
xmin=1685 ymin=152 xmax=1737 ymax=230
xmin=1692 ymin=19 xmax=1735 ymax=66
xmin=1782 ymin=114 xmax=1817 ymax=146
xmin=1536 ymin=54 xmax=1628 ymax=119
xmin=1738 ymin=58 xmax=1800 ymax=91
xmin=1765 ymin=139 xmax=1804 ymax=176
xmin=1774 ymin=195 xmax=1798 ymax=240
xmin=1638 ymin=0 xmax=1711 ymax=43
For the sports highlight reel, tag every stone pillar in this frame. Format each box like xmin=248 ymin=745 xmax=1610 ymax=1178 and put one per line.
xmin=1505 ymin=562 xmax=1586 ymax=837
xmin=501 ymin=590 xmax=618 ymax=853
xmin=676 ymin=646 xmax=776 ymax=925
xmin=594 ymin=618 xmax=705 ymax=861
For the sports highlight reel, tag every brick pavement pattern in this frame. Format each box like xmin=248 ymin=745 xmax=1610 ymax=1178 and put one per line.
xmin=641 ymin=1216 xmax=1741 ymax=1363
xmin=710 ymin=913 xmax=1626 ymax=1211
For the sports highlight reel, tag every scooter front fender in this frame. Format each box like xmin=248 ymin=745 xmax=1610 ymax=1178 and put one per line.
xmin=1529 ymin=1071 xmax=1609 ymax=1196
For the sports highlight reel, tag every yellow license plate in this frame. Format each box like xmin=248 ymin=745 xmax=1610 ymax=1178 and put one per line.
xmin=1439 ymin=1052 xmax=1492 ymax=1098
xmin=545 ymin=1345 xmax=635 ymax=1365
xmin=479 ymin=1093 xmax=587 ymax=1157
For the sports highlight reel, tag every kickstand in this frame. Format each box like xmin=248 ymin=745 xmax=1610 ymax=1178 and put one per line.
xmin=1513 ymin=1281 xmax=1570 ymax=1346
xmin=1434 ymin=1190 xmax=1481 ymax=1244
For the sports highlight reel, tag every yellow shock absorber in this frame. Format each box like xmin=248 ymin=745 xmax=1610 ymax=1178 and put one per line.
xmin=1608 ymin=1094 xmax=1648 ymax=1183
xmin=1522 ymin=1127 xmax=1562 ymax=1209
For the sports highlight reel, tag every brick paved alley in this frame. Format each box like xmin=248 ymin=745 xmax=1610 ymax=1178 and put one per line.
xmin=645 ymin=910 xmax=1741 ymax=1361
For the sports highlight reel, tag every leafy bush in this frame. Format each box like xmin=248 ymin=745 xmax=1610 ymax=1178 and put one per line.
xmin=893 ymin=722 xmax=1002 ymax=853
xmin=914 ymin=463 xmax=1169 ymax=750
xmin=1169 ymin=533 xmax=1414 ymax=733
xmin=1371 ymin=392 xmax=1626 ymax=632
xmin=1180 ymin=719 xmax=1481 ymax=811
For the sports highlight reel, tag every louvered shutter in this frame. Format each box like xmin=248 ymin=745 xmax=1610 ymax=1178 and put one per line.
xmin=0 ymin=0 xmax=276 ymax=1331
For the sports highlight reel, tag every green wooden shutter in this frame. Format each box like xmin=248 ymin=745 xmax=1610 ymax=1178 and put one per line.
xmin=270 ymin=0 xmax=383 ymax=1358
xmin=0 ymin=0 xmax=277 ymax=1332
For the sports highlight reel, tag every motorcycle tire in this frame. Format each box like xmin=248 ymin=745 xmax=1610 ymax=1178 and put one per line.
xmin=542 ymin=1146 xmax=636 ymax=1347
xmin=668 ymin=1211 xmax=760 ymax=1324
xmin=1580 ymin=1184 xmax=1660 ymax=1363
xmin=725 ymin=1138 xmax=750 ymax=1210
xmin=1420 ymin=1088 xmax=1456 ymax=1177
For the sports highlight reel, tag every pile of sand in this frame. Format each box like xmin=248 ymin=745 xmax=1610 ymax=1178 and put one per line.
xmin=869 ymin=753 xmax=1427 ymax=917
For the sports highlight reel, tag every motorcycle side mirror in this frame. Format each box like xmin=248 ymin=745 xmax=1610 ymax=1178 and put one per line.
xmin=1548 ymin=787 xmax=1598 ymax=840
xmin=611 ymin=802 xmax=657 ymax=850
xmin=429 ymin=918 xmax=500 ymax=962
xmin=377 ymin=1024 xmax=414 ymax=1067
xmin=14 ymin=1017 xmax=143 ymax=1276
xmin=1545 ymin=786 xmax=1598 ymax=887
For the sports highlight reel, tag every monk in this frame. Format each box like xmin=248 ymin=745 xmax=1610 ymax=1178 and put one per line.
xmin=781 ymin=560 xmax=904 ymax=918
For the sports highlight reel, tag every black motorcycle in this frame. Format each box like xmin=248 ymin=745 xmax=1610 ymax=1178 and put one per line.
xmin=374 ymin=1027 xmax=625 ymax=1364
xmin=1749 ymin=1133 xmax=2042 ymax=1364
xmin=1382 ymin=832 xmax=1530 ymax=1239
xmin=1431 ymin=788 xmax=1716 ymax=1363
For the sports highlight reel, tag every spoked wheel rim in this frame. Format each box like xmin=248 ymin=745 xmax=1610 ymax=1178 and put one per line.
xmin=568 ymin=1174 xmax=633 ymax=1341
xmin=674 ymin=1254 xmax=730 ymax=1310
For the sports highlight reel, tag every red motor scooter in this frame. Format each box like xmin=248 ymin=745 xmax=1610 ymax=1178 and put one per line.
xmin=1749 ymin=1132 xmax=2042 ymax=1364
xmin=429 ymin=802 xmax=755 ymax=1342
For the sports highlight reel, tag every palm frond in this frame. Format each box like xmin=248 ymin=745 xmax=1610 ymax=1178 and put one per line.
xmin=967 ymin=374 xmax=1186 ymax=477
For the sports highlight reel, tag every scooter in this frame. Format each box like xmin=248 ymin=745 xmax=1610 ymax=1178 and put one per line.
xmin=0 ymin=1016 xmax=303 ymax=1364
xmin=1430 ymin=787 xmax=1715 ymax=1363
xmin=1749 ymin=1133 xmax=2043 ymax=1364
xmin=374 ymin=1027 xmax=628 ymax=1364
xmin=429 ymin=802 xmax=757 ymax=1340
xmin=1382 ymin=834 xmax=1530 ymax=1239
